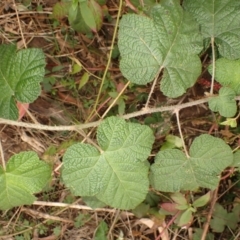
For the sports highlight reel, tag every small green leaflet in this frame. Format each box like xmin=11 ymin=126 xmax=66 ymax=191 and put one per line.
xmin=0 ymin=44 xmax=45 ymax=120
xmin=118 ymin=0 xmax=202 ymax=98
xmin=0 ymin=151 xmax=51 ymax=210
xmin=150 ymin=134 xmax=233 ymax=192
xmin=62 ymin=116 xmax=154 ymax=210
xmin=209 ymin=58 xmax=240 ymax=95
xmin=208 ymin=87 xmax=237 ymax=118
xmin=184 ymin=0 xmax=240 ymax=59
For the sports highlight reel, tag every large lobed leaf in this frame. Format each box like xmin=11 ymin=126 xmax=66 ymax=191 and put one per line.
xmin=0 ymin=152 xmax=51 ymax=210
xmin=184 ymin=0 xmax=240 ymax=59
xmin=118 ymin=0 xmax=202 ymax=98
xmin=0 ymin=44 xmax=45 ymax=120
xmin=150 ymin=134 xmax=233 ymax=192
xmin=62 ymin=117 xmax=154 ymax=210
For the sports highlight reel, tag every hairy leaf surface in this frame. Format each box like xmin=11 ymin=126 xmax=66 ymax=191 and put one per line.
xmin=0 ymin=44 xmax=45 ymax=120
xmin=209 ymin=58 xmax=240 ymax=94
xmin=0 ymin=152 xmax=51 ymax=210
xmin=184 ymin=0 xmax=240 ymax=59
xmin=150 ymin=135 xmax=233 ymax=192
xmin=62 ymin=117 xmax=154 ymax=210
xmin=118 ymin=0 xmax=202 ymax=98
xmin=208 ymin=87 xmax=237 ymax=117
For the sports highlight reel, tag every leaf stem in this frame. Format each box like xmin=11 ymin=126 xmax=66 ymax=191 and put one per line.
xmin=145 ymin=67 xmax=163 ymax=108
xmin=210 ymin=37 xmax=216 ymax=95
xmin=175 ymin=109 xmax=189 ymax=158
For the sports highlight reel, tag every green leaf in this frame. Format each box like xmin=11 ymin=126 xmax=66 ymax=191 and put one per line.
xmin=0 ymin=151 xmax=51 ymax=210
xmin=210 ymin=203 xmax=228 ymax=232
xmin=209 ymin=58 xmax=240 ymax=94
xmin=0 ymin=44 xmax=45 ymax=120
xmin=184 ymin=0 xmax=240 ymax=59
xmin=80 ymin=1 xmax=97 ymax=31
xmin=118 ymin=0 xmax=202 ymax=98
xmin=52 ymin=2 xmax=71 ymax=19
xmin=193 ymin=192 xmax=210 ymax=208
xmin=70 ymin=0 xmax=103 ymax=33
xmin=178 ymin=208 xmax=192 ymax=227
xmin=193 ymin=228 xmax=214 ymax=240
xmin=94 ymin=220 xmax=108 ymax=240
xmin=62 ymin=116 xmax=154 ymax=210
xmin=132 ymin=203 xmax=150 ymax=218
xmin=82 ymin=196 xmax=106 ymax=209
xmin=220 ymin=118 xmax=237 ymax=128
xmin=208 ymin=87 xmax=237 ymax=117
xmin=150 ymin=134 xmax=233 ymax=192
xmin=161 ymin=134 xmax=182 ymax=150
xmin=170 ymin=192 xmax=187 ymax=206
xmin=232 ymin=150 xmax=240 ymax=168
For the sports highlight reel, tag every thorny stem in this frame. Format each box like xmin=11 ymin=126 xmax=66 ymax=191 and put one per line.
xmin=1 ymin=96 xmax=240 ymax=132
xmin=210 ymin=37 xmax=216 ymax=95
xmin=175 ymin=109 xmax=189 ymax=158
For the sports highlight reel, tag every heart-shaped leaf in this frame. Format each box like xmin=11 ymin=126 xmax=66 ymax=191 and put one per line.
xmin=0 ymin=151 xmax=51 ymax=210
xmin=150 ymin=134 xmax=233 ymax=192
xmin=118 ymin=0 xmax=202 ymax=98
xmin=62 ymin=116 xmax=154 ymax=210
xmin=0 ymin=44 xmax=45 ymax=120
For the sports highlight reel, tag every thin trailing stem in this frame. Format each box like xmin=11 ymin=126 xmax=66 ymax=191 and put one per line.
xmin=175 ymin=109 xmax=189 ymax=158
xmin=210 ymin=37 xmax=216 ymax=95
xmin=89 ymin=0 xmax=123 ymax=120
xmin=1 ymin=96 xmax=240 ymax=132
xmin=13 ymin=0 xmax=27 ymax=49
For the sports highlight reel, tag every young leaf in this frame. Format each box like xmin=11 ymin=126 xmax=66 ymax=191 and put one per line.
xmin=193 ymin=192 xmax=210 ymax=208
xmin=0 ymin=44 xmax=45 ymax=120
xmin=80 ymin=1 xmax=97 ymax=31
xmin=209 ymin=58 xmax=240 ymax=94
xmin=150 ymin=134 xmax=233 ymax=192
xmin=177 ymin=208 xmax=193 ymax=227
xmin=170 ymin=192 xmax=187 ymax=206
xmin=220 ymin=118 xmax=237 ymax=128
xmin=208 ymin=87 xmax=237 ymax=118
xmin=0 ymin=151 xmax=51 ymax=210
xmin=184 ymin=0 xmax=240 ymax=59
xmin=62 ymin=116 xmax=154 ymax=210
xmin=118 ymin=0 xmax=202 ymax=98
